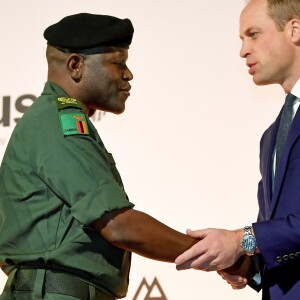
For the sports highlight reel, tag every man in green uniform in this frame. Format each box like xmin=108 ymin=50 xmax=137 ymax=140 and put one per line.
xmin=0 ymin=13 xmax=198 ymax=300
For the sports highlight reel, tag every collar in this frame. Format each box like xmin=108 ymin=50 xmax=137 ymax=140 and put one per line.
xmin=290 ymin=78 xmax=300 ymax=99
xmin=41 ymin=81 xmax=69 ymax=97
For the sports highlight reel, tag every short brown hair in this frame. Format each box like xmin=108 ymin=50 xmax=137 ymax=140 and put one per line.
xmin=267 ymin=0 xmax=300 ymax=31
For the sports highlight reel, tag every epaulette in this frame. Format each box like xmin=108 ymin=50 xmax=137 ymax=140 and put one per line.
xmin=56 ymin=96 xmax=90 ymax=136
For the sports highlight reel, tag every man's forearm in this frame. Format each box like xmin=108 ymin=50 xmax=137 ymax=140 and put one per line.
xmin=92 ymin=208 xmax=198 ymax=262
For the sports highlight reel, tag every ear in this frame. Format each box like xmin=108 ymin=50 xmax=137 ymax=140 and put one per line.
xmin=289 ymin=19 xmax=300 ymax=44
xmin=66 ymin=54 xmax=84 ymax=82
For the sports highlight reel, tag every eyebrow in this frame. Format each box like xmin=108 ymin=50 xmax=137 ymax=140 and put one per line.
xmin=239 ymin=27 xmax=259 ymax=39
xmin=106 ymin=52 xmax=128 ymax=61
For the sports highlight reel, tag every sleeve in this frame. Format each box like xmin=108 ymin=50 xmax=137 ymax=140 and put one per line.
xmin=253 ymin=213 xmax=300 ymax=270
xmin=36 ymin=134 xmax=134 ymax=225
xmin=252 ymin=128 xmax=300 ymax=270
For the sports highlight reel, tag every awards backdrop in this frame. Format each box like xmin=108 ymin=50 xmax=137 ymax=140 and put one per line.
xmin=0 ymin=1 xmax=284 ymax=299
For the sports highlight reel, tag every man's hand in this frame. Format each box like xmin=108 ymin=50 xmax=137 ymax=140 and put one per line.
xmin=175 ymin=228 xmax=244 ymax=271
xmin=217 ymin=270 xmax=247 ymax=289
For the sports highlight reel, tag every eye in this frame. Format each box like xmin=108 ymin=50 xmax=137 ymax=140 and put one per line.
xmin=113 ymin=61 xmax=127 ymax=70
xmin=250 ymin=32 xmax=259 ymax=39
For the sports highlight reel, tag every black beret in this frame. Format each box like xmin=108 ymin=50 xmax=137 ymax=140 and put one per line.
xmin=43 ymin=13 xmax=134 ymax=53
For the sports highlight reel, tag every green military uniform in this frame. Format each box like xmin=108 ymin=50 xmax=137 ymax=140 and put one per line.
xmin=0 ymin=82 xmax=134 ymax=299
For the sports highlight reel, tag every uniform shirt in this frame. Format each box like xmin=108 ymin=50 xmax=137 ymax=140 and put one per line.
xmin=0 ymin=82 xmax=134 ymax=298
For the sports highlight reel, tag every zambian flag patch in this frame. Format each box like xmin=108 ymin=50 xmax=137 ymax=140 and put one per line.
xmin=59 ymin=112 xmax=89 ymax=136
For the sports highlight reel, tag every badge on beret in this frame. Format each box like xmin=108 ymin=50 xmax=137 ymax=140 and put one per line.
xmin=59 ymin=112 xmax=89 ymax=136
xmin=56 ymin=97 xmax=83 ymax=110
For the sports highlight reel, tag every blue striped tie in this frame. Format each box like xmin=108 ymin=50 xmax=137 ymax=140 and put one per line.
xmin=275 ymin=93 xmax=297 ymax=169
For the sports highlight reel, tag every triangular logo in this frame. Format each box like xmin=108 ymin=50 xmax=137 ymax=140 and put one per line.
xmin=133 ymin=277 xmax=168 ymax=300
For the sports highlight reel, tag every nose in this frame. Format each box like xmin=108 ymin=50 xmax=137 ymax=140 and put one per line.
xmin=123 ymin=67 xmax=133 ymax=81
xmin=240 ymin=40 xmax=250 ymax=58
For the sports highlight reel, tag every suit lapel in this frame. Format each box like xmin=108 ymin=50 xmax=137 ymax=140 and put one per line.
xmin=271 ymin=107 xmax=300 ymax=215
xmin=262 ymin=113 xmax=281 ymax=218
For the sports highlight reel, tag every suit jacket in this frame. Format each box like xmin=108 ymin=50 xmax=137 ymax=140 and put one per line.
xmin=252 ymin=104 xmax=300 ymax=300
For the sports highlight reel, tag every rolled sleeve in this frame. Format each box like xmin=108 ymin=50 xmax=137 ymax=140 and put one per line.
xmin=71 ymin=181 xmax=134 ymax=225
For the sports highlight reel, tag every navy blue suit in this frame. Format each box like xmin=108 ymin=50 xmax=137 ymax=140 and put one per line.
xmin=253 ymin=101 xmax=300 ymax=299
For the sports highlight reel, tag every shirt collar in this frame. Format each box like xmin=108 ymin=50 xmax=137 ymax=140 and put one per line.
xmin=291 ymin=78 xmax=300 ymax=99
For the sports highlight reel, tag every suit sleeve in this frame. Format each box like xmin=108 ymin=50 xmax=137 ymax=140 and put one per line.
xmin=253 ymin=129 xmax=300 ymax=270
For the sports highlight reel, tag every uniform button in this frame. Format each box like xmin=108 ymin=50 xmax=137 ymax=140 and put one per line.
xmin=289 ymin=253 xmax=295 ymax=259
xmin=283 ymin=255 xmax=289 ymax=261
xmin=275 ymin=256 xmax=283 ymax=263
xmin=295 ymin=252 xmax=300 ymax=258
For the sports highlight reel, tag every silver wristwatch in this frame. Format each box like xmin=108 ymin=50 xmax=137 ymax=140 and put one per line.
xmin=240 ymin=226 xmax=257 ymax=256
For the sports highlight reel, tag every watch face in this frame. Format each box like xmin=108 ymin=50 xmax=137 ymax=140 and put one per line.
xmin=242 ymin=235 xmax=257 ymax=252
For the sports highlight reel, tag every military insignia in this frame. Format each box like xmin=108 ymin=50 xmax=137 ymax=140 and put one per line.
xmin=59 ymin=112 xmax=89 ymax=136
xmin=56 ymin=97 xmax=83 ymax=110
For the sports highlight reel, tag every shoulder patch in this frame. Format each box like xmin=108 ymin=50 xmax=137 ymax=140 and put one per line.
xmin=56 ymin=97 xmax=83 ymax=110
xmin=59 ymin=112 xmax=90 ymax=136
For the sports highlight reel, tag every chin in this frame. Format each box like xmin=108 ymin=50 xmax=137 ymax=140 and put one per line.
xmin=253 ymin=77 xmax=271 ymax=86
xmin=112 ymin=110 xmax=125 ymax=115
xmin=108 ymin=106 xmax=126 ymax=115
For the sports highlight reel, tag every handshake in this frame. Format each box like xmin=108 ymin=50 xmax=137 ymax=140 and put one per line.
xmin=174 ymin=228 xmax=260 ymax=291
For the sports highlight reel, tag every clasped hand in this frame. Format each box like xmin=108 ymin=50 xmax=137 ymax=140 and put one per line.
xmin=175 ymin=228 xmax=244 ymax=271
